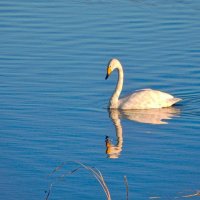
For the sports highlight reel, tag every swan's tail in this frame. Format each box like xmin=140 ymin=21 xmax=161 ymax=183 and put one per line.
xmin=168 ymin=98 xmax=182 ymax=106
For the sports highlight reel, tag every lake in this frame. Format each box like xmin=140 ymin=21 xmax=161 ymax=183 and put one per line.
xmin=1 ymin=0 xmax=200 ymax=199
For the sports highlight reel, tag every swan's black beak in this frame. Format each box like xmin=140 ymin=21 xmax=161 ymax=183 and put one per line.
xmin=105 ymin=73 xmax=109 ymax=80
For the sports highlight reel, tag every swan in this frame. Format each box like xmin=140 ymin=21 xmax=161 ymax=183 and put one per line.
xmin=105 ymin=58 xmax=182 ymax=109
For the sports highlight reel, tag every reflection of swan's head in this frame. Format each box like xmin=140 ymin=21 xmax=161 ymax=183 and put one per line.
xmin=105 ymin=136 xmax=122 ymax=159
xmin=105 ymin=58 xmax=122 ymax=80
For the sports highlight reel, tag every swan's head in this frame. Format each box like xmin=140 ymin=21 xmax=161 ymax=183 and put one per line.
xmin=105 ymin=58 xmax=122 ymax=80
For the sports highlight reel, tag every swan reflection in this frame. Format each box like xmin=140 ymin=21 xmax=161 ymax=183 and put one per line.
xmin=106 ymin=109 xmax=123 ymax=159
xmin=105 ymin=107 xmax=180 ymax=158
xmin=117 ymin=107 xmax=180 ymax=125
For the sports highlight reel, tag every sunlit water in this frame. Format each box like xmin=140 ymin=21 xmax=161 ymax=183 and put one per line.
xmin=1 ymin=1 xmax=200 ymax=200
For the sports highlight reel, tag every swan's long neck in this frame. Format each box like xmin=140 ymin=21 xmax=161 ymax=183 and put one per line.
xmin=109 ymin=65 xmax=124 ymax=108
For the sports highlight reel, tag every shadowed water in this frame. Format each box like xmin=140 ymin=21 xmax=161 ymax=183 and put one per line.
xmin=0 ymin=0 xmax=200 ymax=200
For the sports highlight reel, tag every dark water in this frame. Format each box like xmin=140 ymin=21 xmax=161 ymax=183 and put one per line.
xmin=1 ymin=1 xmax=200 ymax=199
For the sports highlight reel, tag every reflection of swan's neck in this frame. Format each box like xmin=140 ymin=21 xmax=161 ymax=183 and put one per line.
xmin=109 ymin=66 xmax=124 ymax=108
xmin=106 ymin=110 xmax=123 ymax=159
xmin=113 ymin=116 xmax=123 ymax=147
xmin=110 ymin=110 xmax=123 ymax=146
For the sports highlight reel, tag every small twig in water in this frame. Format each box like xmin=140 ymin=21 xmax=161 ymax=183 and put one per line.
xmin=124 ymin=176 xmax=129 ymax=200
xmin=183 ymin=191 xmax=200 ymax=198
xmin=45 ymin=161 xmax=111 ymax=200
xmin=76 ymin=161 xmax=111 ymax=200
xmin=45 ymin=166 xmax=82 ymax=200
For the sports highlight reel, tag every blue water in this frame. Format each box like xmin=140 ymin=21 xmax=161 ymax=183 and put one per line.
xmin=1 ymin=1 xmax=200 ymax=199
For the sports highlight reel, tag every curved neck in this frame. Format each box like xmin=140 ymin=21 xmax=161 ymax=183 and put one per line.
xmin=112 ymin=112 xmax=123 ymax=147
xmin=107 ymin=109 xmax=123 ymax=158
xmin=109 ymin=66 xmax=124 ymax=108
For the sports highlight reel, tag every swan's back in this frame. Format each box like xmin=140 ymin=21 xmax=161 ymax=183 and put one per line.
xmin=119 ymin=89 xmax=181 ymax=109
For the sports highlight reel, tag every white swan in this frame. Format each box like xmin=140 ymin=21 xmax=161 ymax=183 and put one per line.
xmin=105 ymin=58 xmax=182 ymax=109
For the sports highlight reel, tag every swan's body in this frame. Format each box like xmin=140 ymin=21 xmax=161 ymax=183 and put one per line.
xmin=105 ymin=58 xmax=182 ymax=109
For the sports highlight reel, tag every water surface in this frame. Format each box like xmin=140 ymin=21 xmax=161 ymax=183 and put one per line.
xmin=1 ymin=0 xmax=200 ymax=199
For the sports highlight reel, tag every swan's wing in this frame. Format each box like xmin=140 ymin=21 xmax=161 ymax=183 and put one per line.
xmin=119 ymin=89 xmax=181 ymax=109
